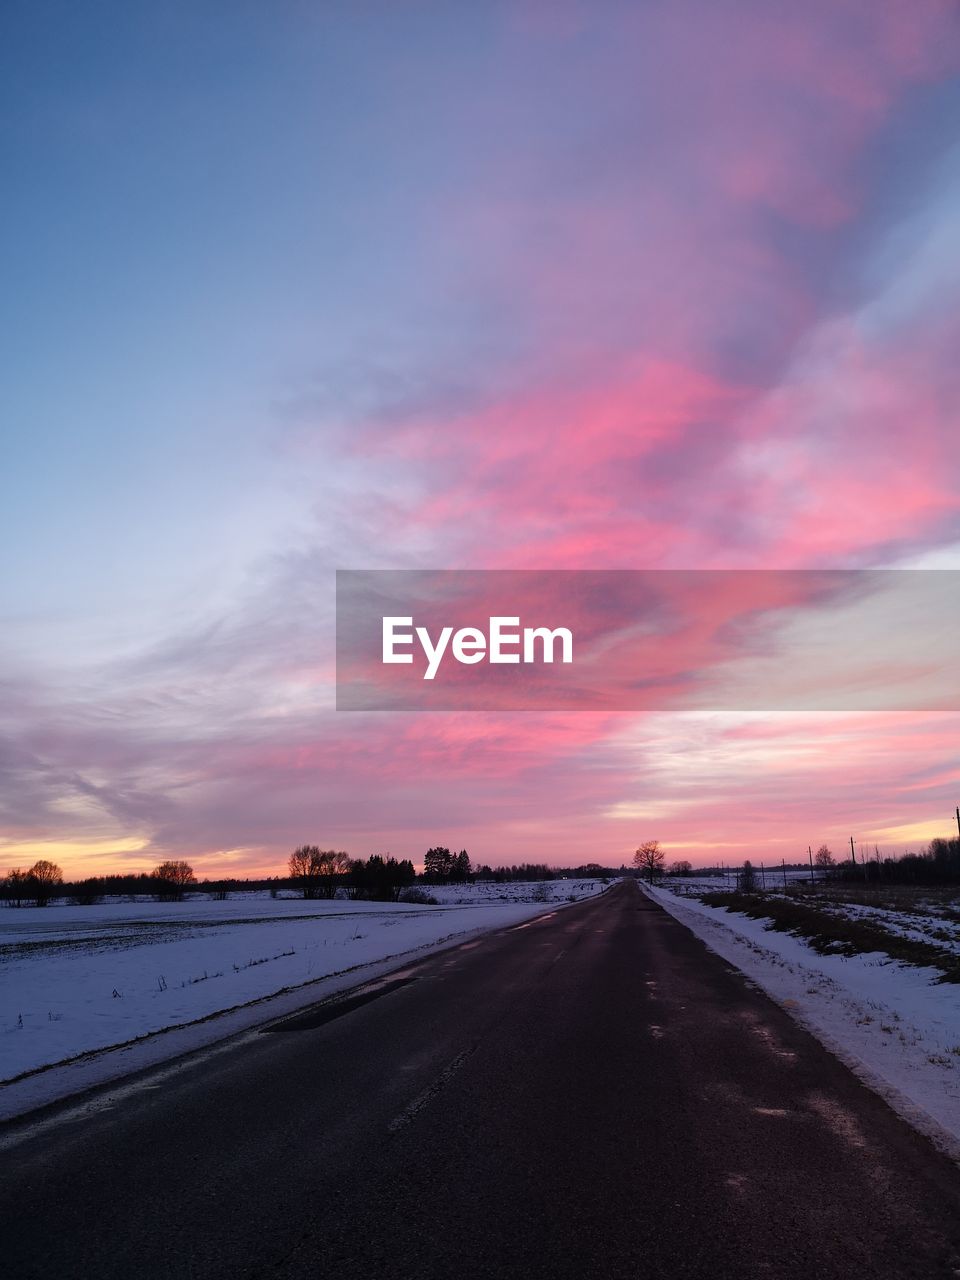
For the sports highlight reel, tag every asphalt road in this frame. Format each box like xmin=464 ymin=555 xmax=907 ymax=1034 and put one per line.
xmin=4 ymin=879 xmax=960 ymax=1279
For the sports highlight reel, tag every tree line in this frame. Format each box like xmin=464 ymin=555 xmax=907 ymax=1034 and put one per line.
xmin=1 ymin=860 xmax=198 ymax=907
xmin=822 ymin=836 xmax=960 ymax=887
xmin=9 ymin=831 xmax=959 ymax=907
xmin=284 ymin=848 xmax=620 ymax=899
xmin=2 ymin=847 xmax=623 ymax=908
xmin=643 ymin=836 xmax=960 ymax=890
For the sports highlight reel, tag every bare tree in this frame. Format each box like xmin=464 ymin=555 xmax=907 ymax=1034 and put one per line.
xmin=814 ymin=845 xmax=835 ymax=869
xmin=28 ymin=860 xmax=63 ymax=907
xmin=670 ymin=860 xmax=693 ymax=877
xmin=633 ymin=840 xmax=664 ymax=883
xmin=151 ymin=860 xmax=196 ymax=902
xmin=3 ymin=867 xmax=34 ymax=907
xmin=739 ymin=860 xmax=757 ymax=892
xmin=289 ymin=845 xmax=321 ymax=899
xmin=314 ymin=849 xmax=350 ymax=898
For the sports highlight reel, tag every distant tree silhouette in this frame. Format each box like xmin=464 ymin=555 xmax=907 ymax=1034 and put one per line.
xmin=424 ymin=846 xmax=453 ymax=883
xmin=28 ymin=860 xmax=63 ymax=907
xmin=287 ymin=847 xmax=351 ymax=898
xmin=68 ymin=878 xmax=104 ymax=906
xmin=814 ymin=845 xmax=835 ymax=869
xmin=670 ymin=860 xmax=693 ymax=877
xmin=314 ymin=850 xmax=350 ymax=899
xmin=2 ymin=868 xmax=31 ymax=907
xmin=289 ymin=845 xmax=321 ymax=899
xmin=1 ymin=866 xmax=46 ymax=907
xmin=151 ymin=860 xmax=196 ymax=901
xmin=930 ymin=837 xmax=960 ymax=880
xmin=449 ymin=849 xmax=471 ymax=883
xmin=633 ymin=841 xmax=664 ymax=883
xmin=740 ymin=860 xmax=757 ymax=892
xmin=349 ymin=855 xmax=415 ymax=901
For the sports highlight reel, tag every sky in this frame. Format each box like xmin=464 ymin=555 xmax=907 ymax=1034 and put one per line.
xmin=2 ymin=0 xmax=960 ymax=879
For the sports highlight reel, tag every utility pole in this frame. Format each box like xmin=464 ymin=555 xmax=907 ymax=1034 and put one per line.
xmin=956 ymin=806 xmax=959 ymax=841
xmin=808 ymin=845 xmax=814 ymax=886
xmin=850 ymin=835 xmax=856 ymax=865
xmin=781 ymin=859 xmax=787 ymax=890
xmin=760 ymin=862 xmax=766 ymax=890
xmin=854 ymin=837 xmax=868 ymax=883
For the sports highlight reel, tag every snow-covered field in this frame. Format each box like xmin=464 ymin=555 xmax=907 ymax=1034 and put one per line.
xmin=773 ymin=892 xmax=960 ymax=956
xmin=649 ymin=883 xmax=960 ymax=1155
xmin=430 ymin=879 xmax=605 ymax=906
xmin=1 ymin=880 xmax=605 ymax=1085
xmin=664 ymin=871 xmax=817 ymax=895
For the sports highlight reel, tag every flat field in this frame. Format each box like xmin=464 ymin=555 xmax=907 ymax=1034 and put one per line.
xmin=1 ymin=879 xmax=604 ymax=1080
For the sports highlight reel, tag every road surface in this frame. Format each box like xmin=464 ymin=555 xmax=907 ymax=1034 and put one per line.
xmin=3 ymin=879 xmax=960 ymax=1278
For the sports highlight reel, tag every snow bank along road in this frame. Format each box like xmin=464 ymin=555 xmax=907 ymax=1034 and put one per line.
xmin=2 ymin=883 xmax=604 ymax=1098
xmin=3 ymin=880 xmax=960 ymax=1280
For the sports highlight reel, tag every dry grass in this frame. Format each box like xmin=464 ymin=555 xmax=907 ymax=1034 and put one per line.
xmin=790 ymin=883 xmax=960 ymax=917
xmin=700 ymin=891 xmax=960 ymax=982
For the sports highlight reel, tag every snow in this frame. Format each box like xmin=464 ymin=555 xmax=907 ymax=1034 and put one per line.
xmin=648 ymin=884 xmax=960 ymax=1156
xmin=780 ymin=895 xmax=960 ymax=954
xmin=0 ymin=881 xmax=606 ymax=1095
xmin=429 ymin=879 xmax=604 ymax=907
xmin=667 ymin=882 xmax=960 ymax=954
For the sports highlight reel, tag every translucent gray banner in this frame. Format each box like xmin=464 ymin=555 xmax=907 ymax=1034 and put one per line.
xmin=336 ymin=570 xmax=960 ymax=711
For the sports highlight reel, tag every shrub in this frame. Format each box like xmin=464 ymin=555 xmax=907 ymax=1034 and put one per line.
xmin=398 ymin=887 xmax=438 ymax=905
xmin=69 ymin=880 xmax=104 ymax=906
